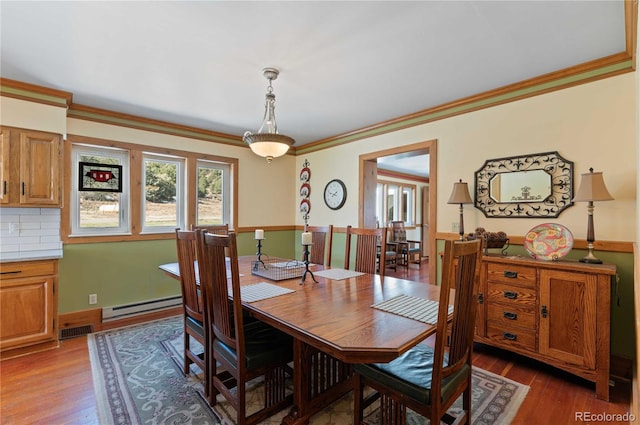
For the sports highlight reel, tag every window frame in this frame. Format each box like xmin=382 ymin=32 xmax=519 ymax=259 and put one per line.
xmin=376 ymin=179 xmax=417 ymax=228
xmin=141 ymin=152 xmax=186 ymax=234
xmin=63 ymin=134 xmax=238 ymax=243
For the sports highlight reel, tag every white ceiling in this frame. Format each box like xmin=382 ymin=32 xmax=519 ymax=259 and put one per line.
xmin=0 ymin=1 xmax=629 ymax=176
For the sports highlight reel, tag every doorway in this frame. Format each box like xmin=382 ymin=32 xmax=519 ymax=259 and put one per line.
xmin=359 ymin=140 xmax=437 ymax=284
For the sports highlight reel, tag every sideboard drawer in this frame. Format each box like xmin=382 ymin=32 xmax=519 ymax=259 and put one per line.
xmin=486 ymin=263 xmax=536 ymax=287
xmin=487 ymin=305 xmax=536 ymax=328
xmin=486 ymin=323 xmax=536 ymax=351
xmin=486 ymin=282 xmax=537 ymax=307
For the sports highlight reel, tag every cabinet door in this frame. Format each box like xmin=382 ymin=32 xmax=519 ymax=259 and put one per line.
xmin=19 ymin=130 xmax=61 ymax=206
xmin=0 ymin=275 xmax=56 ymax=350
xmin=0 ymin=128 xmax=8 ymax=204
xmin=539 ymin=269 xmax=596 ymax=369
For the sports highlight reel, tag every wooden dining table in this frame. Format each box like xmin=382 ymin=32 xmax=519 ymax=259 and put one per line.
xmin=159 ymin=256 xmax=443 ymax=425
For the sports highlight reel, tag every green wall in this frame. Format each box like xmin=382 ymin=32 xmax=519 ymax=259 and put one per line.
xmin=435 ymin=239 xmax=635 ymax=359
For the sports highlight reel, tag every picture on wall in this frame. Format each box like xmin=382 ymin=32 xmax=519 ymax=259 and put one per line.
xmin=79 ymin=162 xmax=123 ymax=192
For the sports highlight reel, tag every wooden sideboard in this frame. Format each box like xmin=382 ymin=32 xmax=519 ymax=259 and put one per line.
xmin=474 ymin=254 xmax=616 ymax=401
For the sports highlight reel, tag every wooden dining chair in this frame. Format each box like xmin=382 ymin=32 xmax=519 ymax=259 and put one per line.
xmin=196 ymin=231 xmax=293 ymax=425
xmin=389 ymin=220 xmax=422 ymax=267
xmin=353 ymin=238 xmax=483 ymax=425
xmin=306 ymin=224 xmax=333 ymax=267
xmin=174 ymin=229 xmax=208 ymax=398
xmin=344 ymin=225 xmax=388 ymax=277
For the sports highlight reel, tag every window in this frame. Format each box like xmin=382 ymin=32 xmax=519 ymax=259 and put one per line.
xmin=71 ymin=145 xmax=130 ymax=235
xmin=66 ymin=136 xmax=237 ymax=241
xmin=376 ymin=180 xmax=416 ymax=227
xmin=196 ymin=160 xmax=230 ymax=226
xmin=142 ymin=154 xmax=185 ymax=233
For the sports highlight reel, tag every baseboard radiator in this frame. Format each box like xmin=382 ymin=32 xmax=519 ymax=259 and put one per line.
xmin=102 ymin=295 xmax=183 ymax=322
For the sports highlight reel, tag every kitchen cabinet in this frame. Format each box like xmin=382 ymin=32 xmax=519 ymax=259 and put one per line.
xmin=0 ymin=259 xmax=59 ymax=358
xmin=475 ymin=255 xmax=616 ymax=401
xmin=0 ymin=126 xmax=63 ymax=207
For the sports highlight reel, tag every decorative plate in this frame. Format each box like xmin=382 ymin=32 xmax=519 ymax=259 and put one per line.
xmin=299 ymin=198 xmax=311 ymax=214
xmin=524 ymin=223 xmax=574 ymax=261
xmin=299 ymin=183 xmax=311 ymax=198
xmin=300 ymin=167 xmax=311 ymax=182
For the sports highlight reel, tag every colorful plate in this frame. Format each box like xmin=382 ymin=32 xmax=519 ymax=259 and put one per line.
xmin=524 ymin=223 xmax=574 ymax=261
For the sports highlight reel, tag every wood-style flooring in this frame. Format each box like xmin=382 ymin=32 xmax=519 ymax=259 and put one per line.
xmin=0 ymin=260 xmax=632 ymax=425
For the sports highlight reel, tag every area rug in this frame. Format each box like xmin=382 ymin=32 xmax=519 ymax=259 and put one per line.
xmin=88 ymin=316 xmax=529 ymax=425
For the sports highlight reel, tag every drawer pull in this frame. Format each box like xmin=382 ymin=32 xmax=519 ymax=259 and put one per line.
xmin=0 ymin=270 xmax=22 ymax=275
xmin=503 ymin=332 xmax=518 ymax=341
xmin=503 ymin=291 xmax=518 ymax=299
xmin=503 ymin=270 xmax=518 ymax=279
xmin=503 ymin=311 xmax=518 ymax=320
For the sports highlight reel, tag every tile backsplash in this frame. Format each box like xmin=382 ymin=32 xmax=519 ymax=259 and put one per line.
xmin=0 ymin=208 xmax=63 ymax=262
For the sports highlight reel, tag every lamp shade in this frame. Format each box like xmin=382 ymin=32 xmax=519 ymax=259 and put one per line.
xmin=245 ymin=133 xmax=294 ymax=159
xmin=572 ymin=169 xmax=613 ymax=202
xmin=447 ymin=180 xmax=473 ymax=204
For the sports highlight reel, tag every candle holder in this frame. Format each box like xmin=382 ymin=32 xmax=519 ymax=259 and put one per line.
xmin=301 ymin=243 xmax=317 ymax=284
xmin=253 ymin=238 xmax=266 ymax=270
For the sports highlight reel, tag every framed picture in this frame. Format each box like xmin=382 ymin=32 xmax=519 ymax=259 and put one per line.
xmin=79 ymin=162 xmax=123 ymax=192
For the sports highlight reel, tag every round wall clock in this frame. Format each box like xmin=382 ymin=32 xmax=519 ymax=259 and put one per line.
xmin=324 ymin=179 xmax=347 ymax=210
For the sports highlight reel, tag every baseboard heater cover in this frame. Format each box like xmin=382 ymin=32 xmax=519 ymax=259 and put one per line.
xmin=102 ymin=295 xmax=182 ymax=322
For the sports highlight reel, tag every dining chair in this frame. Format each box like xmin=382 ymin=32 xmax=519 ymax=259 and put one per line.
xmin=353 ymin=238 xmax=483 ymax=425
xmin=389 ymin=220 xmax=422 ymax=267
xmin=306 ymin=224 xmax=333 ymax=267
xmin=344 ymin=225 xmax=388 ymax=277
xmin=196 ymin=231 xmax=294 ymax=424
xmin=174 ymin=229 xmax=208 ymax=398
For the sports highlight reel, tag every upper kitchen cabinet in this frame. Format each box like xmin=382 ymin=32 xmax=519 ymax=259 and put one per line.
xmin=0 ymin=126 xmax=63 ymax=207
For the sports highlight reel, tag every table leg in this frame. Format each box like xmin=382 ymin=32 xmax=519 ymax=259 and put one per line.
xmin=282 ymin=339 xmax=354 ymax=425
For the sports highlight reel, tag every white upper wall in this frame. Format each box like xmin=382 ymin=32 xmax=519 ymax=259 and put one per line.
xmin=299 ymin=73 xmax=637 ymax=242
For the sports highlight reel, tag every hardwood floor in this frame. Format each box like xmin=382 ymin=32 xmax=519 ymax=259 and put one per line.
xmin=0 ymin=260 xmax=632 ymax=425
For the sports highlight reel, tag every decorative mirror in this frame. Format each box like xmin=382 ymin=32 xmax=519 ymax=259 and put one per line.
xmin=474 ymin=151 xmax=573 ymax=218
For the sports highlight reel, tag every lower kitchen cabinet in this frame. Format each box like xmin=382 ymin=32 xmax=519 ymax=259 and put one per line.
xmin=0 ymin=259 xmax=59 ymax=358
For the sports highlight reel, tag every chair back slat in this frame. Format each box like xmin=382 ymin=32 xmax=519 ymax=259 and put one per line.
xmin=175 ymin=229 xmax=203 ymax=319
xmin=432 ymin=239 xmax=482 ymax=387
xmin=197 ymin=231 xmax=245 ymax=356
xmin=306 ymin=225 xmax=333 ymax=267
xmin=344 ymin=226 xmax=387 ymax=277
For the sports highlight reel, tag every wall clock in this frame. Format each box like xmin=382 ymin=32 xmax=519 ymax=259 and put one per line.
xmin=324 ymin=179 xmax=347 ymax=210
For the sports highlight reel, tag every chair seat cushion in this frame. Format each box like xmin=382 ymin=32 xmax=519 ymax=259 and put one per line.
xmin=214 ymin=321 xmax=293 ymax=370
xmin=353 ymin=344 xmax=470 ymax=405
xmin=186 ymin=315 xmax=204 ymax=335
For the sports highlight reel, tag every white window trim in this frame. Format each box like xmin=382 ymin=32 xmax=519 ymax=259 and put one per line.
xmin=141 ymin=153 xmax=185 ymax=234
xmin=196 ymin=160 xmax=230 ymax=226
xmin=70 ymin=144 xmax=131 ymax=236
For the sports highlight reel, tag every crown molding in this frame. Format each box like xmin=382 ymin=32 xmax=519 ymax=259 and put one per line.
xmin=0 ymin=77 xmax=72 ymax=108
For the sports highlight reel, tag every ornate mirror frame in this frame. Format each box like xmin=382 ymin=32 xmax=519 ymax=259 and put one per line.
xmin=474 ymin=151 xmax=573 ymax=218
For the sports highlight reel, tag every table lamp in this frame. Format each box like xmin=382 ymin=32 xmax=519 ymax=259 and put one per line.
xmin=447 ymin=179 xmax=473 ymax=240
xmin=572 ymin=168 xmax=613 ymax=264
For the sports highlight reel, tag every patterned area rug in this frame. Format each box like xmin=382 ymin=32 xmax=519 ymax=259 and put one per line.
xmin=88 ymin=316 xmax=529 ymax=425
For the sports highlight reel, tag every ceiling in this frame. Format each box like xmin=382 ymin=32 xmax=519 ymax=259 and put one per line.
xmin=0 ymin=1 xmax=629 ymax=177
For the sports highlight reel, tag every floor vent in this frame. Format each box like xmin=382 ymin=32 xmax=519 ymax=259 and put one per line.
xmin=59 ymin=325 xmax=93 ymax=340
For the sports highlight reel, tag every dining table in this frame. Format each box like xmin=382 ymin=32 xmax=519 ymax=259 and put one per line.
xmin=159 ymin=255 xmax=444 ymax=425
